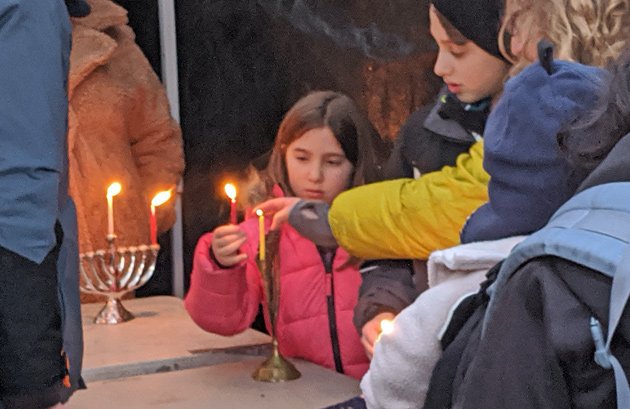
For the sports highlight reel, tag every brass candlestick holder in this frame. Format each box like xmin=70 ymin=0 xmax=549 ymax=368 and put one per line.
xmin=252 ymin=230 xmax=301 ymax=382
xmin=79 ymin=234 xmax=160 ymax=324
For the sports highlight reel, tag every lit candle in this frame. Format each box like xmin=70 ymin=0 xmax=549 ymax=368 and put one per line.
xmin=380 ymin=319 xmax=394 ymax=335
xmin=150 ymin=190 xmax=172 ymax=245
xmin=255 ymin=209 xmax=265 ymax=261
xmin=106 ymin=182 xmax=122 ymax=238
xmin=224 ymin=183 xmax=237 ymax=224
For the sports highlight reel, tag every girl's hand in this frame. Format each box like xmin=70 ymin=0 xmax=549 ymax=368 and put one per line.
xmin=211 ymin=224 xmax=248 ymax=267
xmin=361 ymin=312 xmax=396 ymax=360
xmin=255 ymin=197 xmax=301 ymax=230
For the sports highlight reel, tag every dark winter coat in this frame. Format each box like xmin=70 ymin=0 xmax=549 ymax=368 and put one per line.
xmin=425 ymin=133 xmax=630 ymax=409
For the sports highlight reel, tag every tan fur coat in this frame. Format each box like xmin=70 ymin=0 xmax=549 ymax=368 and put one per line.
xmin=68 ymin=0 xmax=184 ymax=255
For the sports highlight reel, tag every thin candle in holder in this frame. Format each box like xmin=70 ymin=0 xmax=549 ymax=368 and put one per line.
xmin=256 ymin=209 xmax=265 ymax=260
xmin=150 ymin=190 xmax=172 ymax=245
xmin=106 ymin=182 xmax=122 ymax=239
xmin=252 ymin=229 xmax=301 ymax=382
xmin=224 ymin=183 xmax=237 ymax=224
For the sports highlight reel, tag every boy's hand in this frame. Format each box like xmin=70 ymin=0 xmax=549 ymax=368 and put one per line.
xmin=255 ymin=197 xmax=301 ymax=230
xmin=211 ymin=224 xmax=248 ymax=267
xmin=361 ymin=312 xmax=396 ymax=359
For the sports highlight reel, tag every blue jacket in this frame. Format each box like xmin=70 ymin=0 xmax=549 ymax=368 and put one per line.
xmin=0 ymin=0 xmax=83 ymax=397
xmin=460 ymin=60 xmax=606 ymax=243
xmin=0 ymin=0 xmax=70 ymax=263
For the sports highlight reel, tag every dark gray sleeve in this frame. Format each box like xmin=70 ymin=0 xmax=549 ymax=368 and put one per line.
xmin=352 ymin=259 xmax=419 ymax=333
xmin=381 ymin=134 xmax=413 ymax=179
xmin=287 ymin=200 xmax=338 ymax=248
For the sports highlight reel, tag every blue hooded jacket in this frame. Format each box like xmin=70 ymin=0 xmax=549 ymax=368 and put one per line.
xmin=460 ymin=59 xmax=606 ymax=243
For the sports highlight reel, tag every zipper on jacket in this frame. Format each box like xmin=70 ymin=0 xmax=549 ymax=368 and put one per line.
xmin=318 ymin=246 xmax=344 ymax=374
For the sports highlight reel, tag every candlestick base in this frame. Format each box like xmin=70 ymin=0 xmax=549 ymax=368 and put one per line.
xmin=94 ymin=297 xmax=134 ymax=324
xmin=252 ymin=338 xmax=301 ymax=382
xmin=80 ymin=243 xmax=160 ymax=325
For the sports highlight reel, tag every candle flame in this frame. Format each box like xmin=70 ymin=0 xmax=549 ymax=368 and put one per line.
xmin=224 ymin=183 xmax=237 ymax=201
xmin=151 ymin=190 xmax=172 ymax=207
xmin=380 ymin=319 xmax=394 ymax=335
xmin=255 ymin=209 xmax=264 ymax=217
xmin=107 ymin=182 xmax=122 ymax=198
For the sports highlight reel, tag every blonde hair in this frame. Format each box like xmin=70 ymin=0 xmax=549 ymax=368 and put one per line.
xmin=500 ymin=0 xmax=630 ymax=73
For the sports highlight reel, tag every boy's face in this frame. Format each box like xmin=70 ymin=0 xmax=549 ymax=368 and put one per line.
xmin=429 ymin=6 xmax=509 ymax=103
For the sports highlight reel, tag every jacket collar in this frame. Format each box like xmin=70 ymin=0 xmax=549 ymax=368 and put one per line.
xmin=423 ymin=88 xmax=488 ymax=143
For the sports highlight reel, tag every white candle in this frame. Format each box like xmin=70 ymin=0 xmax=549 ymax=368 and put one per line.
xmin=106 ymin=182 xmax=122 ymax=237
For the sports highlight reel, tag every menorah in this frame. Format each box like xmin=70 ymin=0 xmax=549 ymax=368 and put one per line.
xmin=79 ymin=235 xmax=160 ymax=324
xmin=252 ymin=230 xmax=301 ymax=382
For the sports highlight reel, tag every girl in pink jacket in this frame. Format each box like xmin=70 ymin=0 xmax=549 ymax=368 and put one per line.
xmin=185 ymin=91 xmax=390 ymax=379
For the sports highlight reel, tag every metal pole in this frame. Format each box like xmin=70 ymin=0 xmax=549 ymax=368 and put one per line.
xmin=157 ymin=0 xmax=185 ymax=298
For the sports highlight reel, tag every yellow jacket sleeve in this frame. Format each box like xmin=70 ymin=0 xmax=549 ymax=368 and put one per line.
xmin=328 ymin=141 xmax=489 ymax=259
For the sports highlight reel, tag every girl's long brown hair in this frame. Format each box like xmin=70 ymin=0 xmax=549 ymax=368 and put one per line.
xmin=261 ymin=91 xmax=390 ymax=201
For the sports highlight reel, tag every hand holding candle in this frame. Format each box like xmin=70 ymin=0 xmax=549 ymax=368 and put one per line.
xmin=106 ymin=182 xmax=122 ymax=238
xmin=224 ymin=183 xmax=237 ymax=224
xmin=150 ymin=190 xmax=172 ymax=245
xmin=256 ymin=209 xmax=265 ymax=261
xmin=361 ymin=312 xmax=395 ymax=359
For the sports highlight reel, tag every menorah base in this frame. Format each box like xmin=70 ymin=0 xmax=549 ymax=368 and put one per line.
xmin=94 ymin=298 xmax=134 ymax=325
xmin=252 ymin=342 xmax=301 ymax=382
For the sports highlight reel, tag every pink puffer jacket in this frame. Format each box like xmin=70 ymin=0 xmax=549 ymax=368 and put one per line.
xmin=185 ymin=215 xmax=369 ymax=379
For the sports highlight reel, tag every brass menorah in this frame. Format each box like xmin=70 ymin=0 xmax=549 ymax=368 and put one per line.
xmin=79 ymin=235 xmax=159 ymax=324
xmin=252 ymin=230 xmax=301 ymax=382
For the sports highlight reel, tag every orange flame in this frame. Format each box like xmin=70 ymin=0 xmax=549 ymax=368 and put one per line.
xmin=107 ymin=182 xmax=122 ymax=197
xmin=151 ymin=190 xmax=172 ymax=207
xmin=224 ymin=183 xmax=237 ymax=201
xmin=380 ymin=319 xmax=394 ymax=335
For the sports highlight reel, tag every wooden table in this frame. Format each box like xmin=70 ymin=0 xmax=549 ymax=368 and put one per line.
xmin=72 ymin=296 xmax=360 ymax=408
xmin=66 ymin=359 xmax=360 ymax=409
xmin=81 ymin=296 xmax=271 ymax=381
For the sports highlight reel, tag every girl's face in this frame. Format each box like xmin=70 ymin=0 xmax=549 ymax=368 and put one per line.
xmin=285 ymin=127 xmax=354 ymax=205
xmin=429 ymin=6 xmax=509 ymax=103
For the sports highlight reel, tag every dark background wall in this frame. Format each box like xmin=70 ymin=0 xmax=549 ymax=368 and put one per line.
xmin=114 ymin=0 xmax=440 ymax=294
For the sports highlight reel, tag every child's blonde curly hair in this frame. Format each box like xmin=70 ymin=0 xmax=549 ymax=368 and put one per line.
xmin=500 ymin=0 xmax=630 ymax=73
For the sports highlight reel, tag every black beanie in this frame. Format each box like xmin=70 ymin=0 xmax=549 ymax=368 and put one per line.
xmin=431 ymin=0 xmax=506 ymax=61
xmin=65 ymin=0 xmax=91 ymax=17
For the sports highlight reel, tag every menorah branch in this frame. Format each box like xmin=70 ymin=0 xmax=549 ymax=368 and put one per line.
xmin=79 ymin=237 xmax=160 ymax=324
